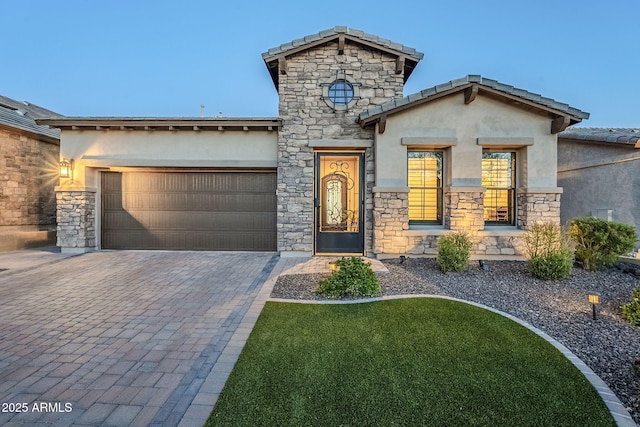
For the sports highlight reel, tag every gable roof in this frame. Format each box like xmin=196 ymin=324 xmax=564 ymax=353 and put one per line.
xmin=0 ymin=95 xmax=62 ymax=142
xmin=358 ymin=75 xmax=590 ymax=134
xmin=262 ymin=26 xmax=424 ymax=89
xmin=559 ymin=128 xmax=640 ymax=148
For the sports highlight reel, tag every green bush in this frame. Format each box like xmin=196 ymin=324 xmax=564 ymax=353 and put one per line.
xmin=524 ymin=223 xmax=574 ymax=280
xmin=621 ymin=287 xmax=640 ymax=326
xmin=528 ymin=249 xmax=575 ymax=281
xmin=437 ymin=232 xmax=472 ymax=273
xmin=317 ymin=257 xmax=381 ymax=299
xmin=569 ymin=217 xmax=637 ymax=271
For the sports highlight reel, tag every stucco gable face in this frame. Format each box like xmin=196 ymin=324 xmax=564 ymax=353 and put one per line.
xmin=375 ymin=93 xmax=559 ymax=189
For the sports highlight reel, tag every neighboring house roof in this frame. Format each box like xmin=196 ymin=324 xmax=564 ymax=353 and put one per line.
xmin=262 ymin=26 xmax=424 ymax=89
xmin=559 ymin=127 xmax=640 ymax=148
xmin=358 ymin=75 xmax=590 ymax=134
xmin=36 ymin=117 xmax=282 ymax=132
xmin=0 ymin=94 xmax=62 ymax=142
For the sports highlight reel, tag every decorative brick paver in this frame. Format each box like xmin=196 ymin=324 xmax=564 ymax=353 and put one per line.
xmin=0 ymin=251 xmax=276 ymax=426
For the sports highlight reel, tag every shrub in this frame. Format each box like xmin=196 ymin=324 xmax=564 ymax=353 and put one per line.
xmin=621 ymin=287 xmax=640 ymax=326
xmin=524 ymin=223 xmax=574 ymax=280
xmin=528 ymin=249 xmax=575 ymax=281
xmin=569 ymin=217 xmax=637 ymax=271
xmin=437 ymin=232 xmax=472 ymax=273
xmin=317 ymin=257 xmax=381 ymax=299
xmin=632 ymin=356 xmax=640 ymax=377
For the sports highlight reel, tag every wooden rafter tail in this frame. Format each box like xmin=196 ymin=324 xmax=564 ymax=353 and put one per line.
xmin=378 ymin=115 xmax=387 ymax=134
xmin=396 ymin=56 xmax=405 ymax=75
xmin=464 ymin=85 xmax=478 ymax=104
xmin=551 ymin=116 xmax=570 ymax=134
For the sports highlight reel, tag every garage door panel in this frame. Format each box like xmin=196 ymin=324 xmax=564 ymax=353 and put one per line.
xmin=102 ymin=171 xmax=276 ymax=251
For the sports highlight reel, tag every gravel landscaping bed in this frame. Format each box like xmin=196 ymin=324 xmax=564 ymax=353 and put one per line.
xmin=271 ymin=259 xmax=640 ymax=424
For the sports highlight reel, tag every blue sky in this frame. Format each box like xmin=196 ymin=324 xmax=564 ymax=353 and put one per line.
xmin=1 ymin=0 xmax=638 ymax=127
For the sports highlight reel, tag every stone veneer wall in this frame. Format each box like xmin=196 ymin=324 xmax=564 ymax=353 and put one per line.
xmin=0 ymin=128 xmax=58 ymax=251
xmin=444 ymin=189 xmax=485 ymax=233
xmin=372 ymin=190 xmax=409 ymax=254
xmin=56 ymin=191 xmax=96 ymax=252
xmin=277 ymin=42 xmax=404 ymax=254
xmin=517 ymin=190 xmax=562 ymax=228
xmin=372 ymin=188 xmax=561 ymax=258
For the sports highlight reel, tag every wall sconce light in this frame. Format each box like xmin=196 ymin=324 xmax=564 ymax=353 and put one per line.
xmin=588 ymin=292 xmax=601 ymax=320
xmin=59 ymin=158 xmax=74 ymax=179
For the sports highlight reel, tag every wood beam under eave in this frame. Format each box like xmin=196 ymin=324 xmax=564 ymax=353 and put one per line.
xmin=218 ymin=126 xmax=224 ymax=131
xmin=278 ymin=56 xmax=287 ymax=75
xmin=193 ymin=126 xmax=200 ymax=131
xmin=464 ymin=85 xmax=478 ymax=104
xmin=338 ymin=36 xmax=345 ymax=54
xmin=396 ymin=56 xmax=405 ymax=74
xmin=551 ymin=116 xmax=570 ymax=134
xmin=168 ymin=126 xmax=177 ymax=131
xmin=378 ymin=115 xmax=387 ymax=134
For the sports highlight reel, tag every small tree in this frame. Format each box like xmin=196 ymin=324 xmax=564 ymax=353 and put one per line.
xmin=569 ymin=217 xmax=637 ymax=271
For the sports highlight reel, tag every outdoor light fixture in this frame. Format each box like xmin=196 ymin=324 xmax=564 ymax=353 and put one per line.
xmin=588 ymin=292 xmax=601 ymax=320
xmin=59 ymin=158 xmax=74 ymax=179
xmin=479 ymin=260 xmax=490 ymax=271
xmin=400 ymin=255 xmax=406 ymax=264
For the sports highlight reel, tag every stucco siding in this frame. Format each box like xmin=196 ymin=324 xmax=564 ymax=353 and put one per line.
xmin=558 ymin=139 xmax=639 ymax=249
xmin=60 ymin=130 xmax=278 ymax=187
xmin=375 ymin=94 xmax=558 ymax=189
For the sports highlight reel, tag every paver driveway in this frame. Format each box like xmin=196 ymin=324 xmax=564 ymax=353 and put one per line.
xmin=0 ymin=251 xmax=277 ymax=426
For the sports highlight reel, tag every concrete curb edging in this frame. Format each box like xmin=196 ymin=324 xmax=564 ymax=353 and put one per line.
xmin=268 ymin=294 xmax=637 ymax=427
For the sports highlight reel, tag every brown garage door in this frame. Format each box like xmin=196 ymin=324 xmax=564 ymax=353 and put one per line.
xmin=101 ymin=171 xmax=276 ymax=251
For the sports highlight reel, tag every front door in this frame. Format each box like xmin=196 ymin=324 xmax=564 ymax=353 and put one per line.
xmin=315 ymin=152 xmax=364 ymax=254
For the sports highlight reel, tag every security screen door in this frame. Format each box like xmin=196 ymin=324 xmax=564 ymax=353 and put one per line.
xmin=315 ymin=153 xmax=364 ymax=254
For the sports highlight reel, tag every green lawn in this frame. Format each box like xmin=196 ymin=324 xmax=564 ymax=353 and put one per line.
xmin=206 ymin=298 xmax=615 ymax=427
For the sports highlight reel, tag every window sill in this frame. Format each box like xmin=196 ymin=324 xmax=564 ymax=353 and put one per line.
xmin=404 ymin=226 xmax=448 ymax=237
xmin=478 ymin=226 xmax=524 ymax=237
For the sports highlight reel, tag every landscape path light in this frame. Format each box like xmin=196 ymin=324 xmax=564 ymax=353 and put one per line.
xmin=588 ymin=292 xmax=601 ymax=320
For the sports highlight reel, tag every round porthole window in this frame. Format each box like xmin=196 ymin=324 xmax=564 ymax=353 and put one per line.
xmin=328 ymin=80 xmax=354 ymax=106
xmin=322 ymin=74 xmax=360 ymax=111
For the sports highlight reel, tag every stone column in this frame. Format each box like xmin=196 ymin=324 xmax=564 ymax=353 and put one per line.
xmin=517 ymin=188 xmax=562 ymax=228
xmin=56 ymin=188 xmax=96 ymax=253
xmin=444 ymin=187 xmax=486 ymax=234
xmin=372 ymin=188 xmax=409 ymax=255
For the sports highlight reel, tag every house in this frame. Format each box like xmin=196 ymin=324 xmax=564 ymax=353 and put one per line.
xmin=0 ymin=95 xmax=61 ymax=251
xmin=557 ymin=128 xmax=640 ymax=251
xmin=37 ymin=27 xmax=590 ymax=258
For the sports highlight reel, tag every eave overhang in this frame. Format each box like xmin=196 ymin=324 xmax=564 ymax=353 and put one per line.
xmin=35 ymin=117 xmax=282 ymax=132
xmin=358 ymin=75 xmax=590 ymax=135
xmin=262 ymin=26 xmax=424 ymax=89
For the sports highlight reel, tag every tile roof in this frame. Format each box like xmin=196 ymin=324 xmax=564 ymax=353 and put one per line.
xmin=36 ymin=117 xmax=281 ymax=132
xmin=0 ymin=95 xmax=62 ymax=141
xmin=262 ymin=26 xmax=424 ymax=61
xmin=262 ymin=26 xmax=424 ymax=88
xmin=558 ymin=128 xmax=640 ymax=147
xmin=359 ymin=75 xmax=590 ymax=125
